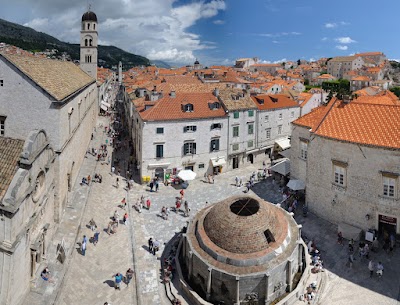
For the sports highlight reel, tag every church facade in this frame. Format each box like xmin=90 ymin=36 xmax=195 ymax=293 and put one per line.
xmin=0 ymin=9 xmax=99 ymax=305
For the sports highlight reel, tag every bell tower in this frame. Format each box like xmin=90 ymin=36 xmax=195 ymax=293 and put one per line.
xmin=80 ymin=7 xmax=98 ymax=80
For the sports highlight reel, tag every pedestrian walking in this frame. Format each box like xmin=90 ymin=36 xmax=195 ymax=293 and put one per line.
xmin=146 ymin=198 xmax=151 ymax=210
xmin=376 ymin=261 xmax=384 ymax=278
xmin=368 ymin=260 xmax=374 ymax=277
xmin=93 ymin=230 xmax=100 ymax=246
xmin=153 ymin=240 xmax=160 ymax=255
xmin=184 ymin=200 xmax=190 ymax=217
xmin=113 ymin=273 xmax=123 ymax=290
xmin=337 ymin=231 xmax=343 ymax=245
xmin=111 ymin=166 xmax=115 ymax=175
xmin=114 ymin=210 xmax=120 ymax=226
xmin=116 ymin=177 xmax=119 ymax=188
xmin=89 ymin=218 xmax=97 ymax=231
xmin=149 ymin=181 xmax=154 ymax=192
xmin=155 ymin=180 xmax=159 ymax=192
xmin=123 ymin=212 xmax=128 ymax=225
xmin=148 ymin=237 xmax=154 ymax=254
xmin=81 ymin=240 xmax=87 ymax=256
xmin=87 ymin=175 xmax=91 ymax=185
xmin=235 ymin=176 xmax=239 ymax=187
xmin=125 ymin=268 xmax=134 ymax=286
xmin=180 ymin=189 xmax=184 ymax=200
xmin=348 ymin=253 xmax=354 ymax=268
xmin=121 ymin=197 xmax=127 ymax=209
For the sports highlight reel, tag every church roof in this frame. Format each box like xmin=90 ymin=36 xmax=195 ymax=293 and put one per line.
xmin=1 ymin=54 xmax=95 ymax=101
xmin=82 ymin=11 xmax=97 ymax=22
xmin=0 ymin=137 xmax=24 ymax=201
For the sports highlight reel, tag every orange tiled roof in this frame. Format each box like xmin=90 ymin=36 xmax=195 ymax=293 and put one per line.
xmin=0 ymin=137 xmax=25 ymax=201
xmin=293 ymin=98 xmax=400 ymax=149
xmin=355 ymin=52 xmax=383 ymax=57
xmin=352 ymin=76 xmax=370 ymax=81
xmin=139 ymin=92 xmax=226 ymax=121
xmin=251 ymin=94 xmax=299 ymax=110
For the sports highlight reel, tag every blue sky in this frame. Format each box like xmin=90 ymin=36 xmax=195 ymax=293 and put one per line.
xmin=0 ymin=0 xmax=399 ymax=65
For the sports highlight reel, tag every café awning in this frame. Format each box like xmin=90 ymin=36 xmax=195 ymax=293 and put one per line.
xmin=269 ymin=158 xmax=290 ymax=176
xmin=101 ymin=101 xmax=111 ymax=108
xmin=211 ymin=157 xmax=226 ymax=167
xmin=275 ymin=137 xmax=291 ymax=150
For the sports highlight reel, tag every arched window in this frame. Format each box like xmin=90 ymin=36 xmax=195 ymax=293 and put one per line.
xmin=89 ymin=39 xmax=93 ymax=46
xmin=87 ymin=23 xmax=90 ymax=30
xmin=93 ymin=24 xmax=96 ymax=30
xmin=85 ymin=39 xmax=88 ymax=47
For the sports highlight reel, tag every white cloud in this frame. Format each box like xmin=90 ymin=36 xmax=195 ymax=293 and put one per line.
xmin=325 ymin=21 xmax=349 ymax=28
xmin=259 ymin=32 xmax=301 ymax=38
xmin=321 ymin=37 xmax=328 ymax=41
xmin=273 ymin=58 xmax=287 ymax=63
xmin=19 ymin=0 xmax=226 ymax=64
xmin=213 ymin=19 xmax=225 ymax=25
xmin=325 ymin=22 xmax=337 ymax=28
xmin=336 ymin=45 xmax=348 ymax=51
xmin=309 ymin=57 xmax=316 ymax=62
xmin=272 ymin=40 xmax=279 ymax=44
xmin=335 ymin=37 xmax=356 ymax=44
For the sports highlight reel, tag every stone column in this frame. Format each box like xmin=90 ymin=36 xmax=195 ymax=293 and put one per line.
xmin=235 ymin=276 xmax=240 ymax=305
xmin=264 ymin=273 xmax=270 ymax=304
xmin=297 ymin=241 xmax=303 ymax=272
xmin=188 ymin=251 xmax=193 ymax=279
xmin=206 ymin=267 xmax=212 ymax=301
xmin=31 ymin=250 xmax=37 ymax=277
xmin=297 ymin=224 xmax=302 ymax=241
xmin=286 ymin=259 xmax=294 ymax=291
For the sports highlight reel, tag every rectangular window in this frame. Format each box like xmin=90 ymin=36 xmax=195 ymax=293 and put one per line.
xmin=333 ymin=165 xmax=346 ymax=186
xmin=248 ymin=110 xmax=254 ymax=117
xmin=300 ymin=141 xmax=308 ymax=160
xmin=198 ymin=163 xmax=205 ymax=169
xmin=247 ymin=140 xmax=254 ymax=148
xmin=233 ymin=111 xmax=239 ymax=119
xmin=266 ymin=128 xmax=271 ymax=139
xmin=0 ymin=116 xmax=5 ymax=136
xmin=248 ymin=124 xmax=254 ymax=135
xmin=210 ymin=138 xmax=220 ymax=152
xmin=383 ymin=176 xmax=396 ymax=198
xmin=0 ymin=80 xmax=3 ymax=87
xmin=265 ymin=115 xmax=269 ymax=122
xmin=183 ymin=142 xmax=196 ymax=155
xmin=211 ymin=123 xmax=222 ymax=130
xmin=278 ymin=125 xmax=282 ymax=135
xmin=184 ymin=125 xmax=197 ymax=132
xmin=278 ymin=113 xmax=282 ymax=120
xmin=156 ymin=144 xmax=164 ymax=158
xmin=232 ymin=143 xmax=239 ymax=151
xmin=233 ymin=126 xmax=239 ymax=137
xmin=156 ymin=127 xmax=164 ymax=134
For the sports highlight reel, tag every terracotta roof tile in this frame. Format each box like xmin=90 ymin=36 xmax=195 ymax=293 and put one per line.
xmin=251 ymin=94 xmax=299 ymax=110
xmin=218 ymin=88 xmax=257 ymax=111
xmin=1 ymin=54 xmax=94 ymax=101
xmin=293 ymin=98 xmax=400 ymax=149
xmin=0 ymin=137 xmax=24 ymax=201
xmin=139 ymin=92 xmax=226 ymax=121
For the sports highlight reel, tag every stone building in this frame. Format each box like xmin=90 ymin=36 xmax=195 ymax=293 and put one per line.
xmin=0 ymin=131 xmax=56 ymax=305
xmin=290 ymin=97 xmax=400 ymax=236
xmin=132 ymin=90 xmax=228 ymax=180
xmin=80 ymin=10 xmax=98 ymax=80
xmin=0 ymin=53 xmax=97 ymax=222
xmin=327 ymin=56 xmax=364 ymax=79
xmin=179 ymin=195 xmax=304 ymax=304
xmin=217 ymin=88 xmax=258 ymax=170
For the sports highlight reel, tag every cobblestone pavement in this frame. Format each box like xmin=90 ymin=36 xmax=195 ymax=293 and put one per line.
xmin=24 ymin=115 xmax=400 ymax=305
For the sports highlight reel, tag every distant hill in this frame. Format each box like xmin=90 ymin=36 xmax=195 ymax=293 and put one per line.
xmin=0 ymin=18 xmax=150 ymax=69
xmin=150 ymin=60 xmax=171 ymax=69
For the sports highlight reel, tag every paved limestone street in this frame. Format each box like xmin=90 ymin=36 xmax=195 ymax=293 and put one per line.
xmin=25 ymin=113 xmax=400 ymax=305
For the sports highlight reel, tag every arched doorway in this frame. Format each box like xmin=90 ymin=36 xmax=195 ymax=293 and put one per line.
xmin=247 ymin=154 xmax=254 ymax=164
xmin=154 ymin=167 xmax=164 ymax=180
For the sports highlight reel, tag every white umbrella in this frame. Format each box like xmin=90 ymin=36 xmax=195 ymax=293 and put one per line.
xmin=286 ymin=179 xmax=305 ymax=191
xmin=178 ymin=169 xmax=197 ymax=181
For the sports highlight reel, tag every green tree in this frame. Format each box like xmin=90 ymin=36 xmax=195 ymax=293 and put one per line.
xmin=390 ymin=87 xmax=400 ymax=97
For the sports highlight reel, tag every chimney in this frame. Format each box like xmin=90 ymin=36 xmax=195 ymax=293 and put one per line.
xmin=213 ymin=88 xmax=219 ymax=97
xmin=152 ymin=85 xmax=157 ymax=93
xmin=170 ymin=90 xmax=176 ymax=98
xmin=342 ymin=95 xmax=351 ymax=104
